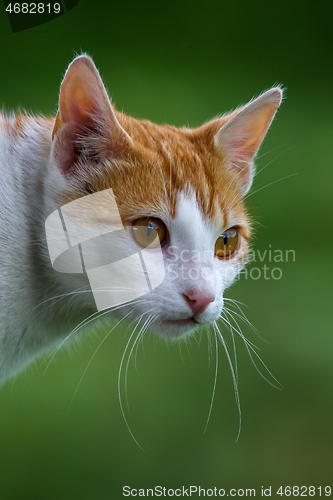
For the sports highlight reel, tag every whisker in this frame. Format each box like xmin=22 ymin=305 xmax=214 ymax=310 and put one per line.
xmin=223 ymin=305 xmax=261 ymax=341
xmin=203 ymin=326 xmax=218 ymax=434
xmin=223 ymin=297 xmax=247 ymax=307
xmin=157 ymin=163 xmax=169 ymax=201
xmin=218 ymin=312 xmax=239 ymax=384
xmin=134 ymin=313 xmax=157 ymax=369
xmin=255 ymin=145 xmax=292 ymax=176
xmin=255 ymin=143 xmax=287 ymax=163
xmin=214 ymin=321 xmax=242 ymax=442
xmin=223 ymin=307 xmax=259 ymax=347
xmin=230 ymin=326 xmax=238 ymax=385
xmin=184 ymin=336 xmax=193 ymax=363
xmin=178 ymin=342 xmax=185 ymax=366
xmin=118 ymin=315 xmax=157 ymax=452
xmin=219 ymin=313 xmax=282 ymax=390
xmin=205 ymin=325 xmax=214 ymax=368
xmin=245 ymin=173 xmax=297 ymax=200
xmin=34 ymin=286 xmax=146 ymax=319
xmin=63 ymin=309 xmax=135 ymax=421
xmin=43 ymin=299 xmax=143 ymax=373
xmin=220 ymin=161 xmax=249 ymax=207
xmin=124 ymin=311 xmax=156 ymax=411
xmin=32 ymin=285 xmax=90 ymax=311
xmin=220 ymin=312 xmax=258 ymax=352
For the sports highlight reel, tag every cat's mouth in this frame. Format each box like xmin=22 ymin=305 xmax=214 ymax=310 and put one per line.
xmin=152 ymin=316 xmax=198 ymax=338
xmin=164 ymin=317 xmax=196 ymax=326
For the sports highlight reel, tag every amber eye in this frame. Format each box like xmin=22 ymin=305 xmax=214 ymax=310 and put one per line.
xmin=132 ymin=217 xmax=167 ymax=248
xmin=215 ymin=227 xmax=239 ymax=259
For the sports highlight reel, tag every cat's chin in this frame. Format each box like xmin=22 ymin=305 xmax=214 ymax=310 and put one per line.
xmin=152 ymin=317 xmax=199 ymax=339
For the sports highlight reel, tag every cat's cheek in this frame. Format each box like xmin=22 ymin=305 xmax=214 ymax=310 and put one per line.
xmin=219 ymin=260 xmax=242 ymax=290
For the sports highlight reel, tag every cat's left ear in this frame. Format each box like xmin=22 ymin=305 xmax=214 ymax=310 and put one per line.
xmin=52 ymin=55 xmax=132 ymax=175
xmin=214 ymin=88 xmax=283 ymax=194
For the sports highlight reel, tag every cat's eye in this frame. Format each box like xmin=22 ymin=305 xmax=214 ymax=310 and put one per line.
xmin=215 ymin=227 xmax=239 ymax=259
xmin=132 ymin=217 xmax=167 ymax=248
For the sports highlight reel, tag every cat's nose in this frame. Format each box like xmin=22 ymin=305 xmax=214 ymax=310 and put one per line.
xmin=183 ymin=291 xmax=215 ymax=315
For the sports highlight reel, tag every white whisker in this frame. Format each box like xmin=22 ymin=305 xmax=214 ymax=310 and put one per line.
xmin=32 ymin=285 xmax=90 ymax=311
xmin=124 ymin=312 xmax=156 ymax=411
xmin=117 ymin=313 xmax=157 ymax=452
xmin=219 ymin=311 xmax=282 ymax=390
xmin=43 ymin=299 xmax=142 ymax=373
xmin=214 ymin=321 xmax=241 ymax=442
xmin=205 ymin=325 xmax=214 ymax=368
xmin=203 ymin=326 xmax=218 ymax=434
xmin=255 ymin=145 xmax=292 ymax=176
xmin=245 ymin=173 xmax=297 ymax=200
xmin=255 ymin=143 xmax=286 ymax=162
xmin=223 ymin=306 xmax=260 ymax=344
xmin=64 ymin=309 xmax=135 ymax=421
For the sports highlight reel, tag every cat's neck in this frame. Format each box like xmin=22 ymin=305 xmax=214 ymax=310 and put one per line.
xmin=0 ymin=114 xmax=95 ymax=380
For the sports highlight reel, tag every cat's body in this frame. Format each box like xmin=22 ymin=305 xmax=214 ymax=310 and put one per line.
xmin=0 ymin=55 xmax=282 ymax=382
xmin=0 ymin=115 xmax=88 ymax=380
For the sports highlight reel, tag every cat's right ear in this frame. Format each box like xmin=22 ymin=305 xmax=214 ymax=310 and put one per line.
xmin=52 ymin=55 xmax=132 ymax=175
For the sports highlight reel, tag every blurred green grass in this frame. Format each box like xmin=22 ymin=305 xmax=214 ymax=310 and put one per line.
xmin=0 ymin=0 xmax=332 ymax=498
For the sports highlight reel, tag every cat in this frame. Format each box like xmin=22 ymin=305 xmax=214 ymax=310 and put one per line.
xmin=0 ymin=55 xmax=282 ymax=383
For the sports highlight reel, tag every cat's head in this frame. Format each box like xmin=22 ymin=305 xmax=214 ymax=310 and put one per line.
xmin=47 ymin=55 xmax=282 ymax=338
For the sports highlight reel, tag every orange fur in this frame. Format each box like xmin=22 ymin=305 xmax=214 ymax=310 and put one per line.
xmin=5 ymin=112 xmax=253 ymax=268
xmin=56 ymin=111 xmax=250 ymax=228
xmin=50 ymin=106 xmax=252 ymax=266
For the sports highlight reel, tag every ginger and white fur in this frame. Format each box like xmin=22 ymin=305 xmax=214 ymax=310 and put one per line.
xmin=0 ymin=55 xmax=282 ymax=382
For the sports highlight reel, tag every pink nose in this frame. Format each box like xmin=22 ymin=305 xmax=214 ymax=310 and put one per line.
xmin=183 ymin=291 xmax=215 ymax=315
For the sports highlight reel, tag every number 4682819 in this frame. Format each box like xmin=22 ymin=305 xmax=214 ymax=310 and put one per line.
xmin=277 ymin=486 xmax=331 ymax=496
xmin=5 ymin=3 xmax=61 ymax=14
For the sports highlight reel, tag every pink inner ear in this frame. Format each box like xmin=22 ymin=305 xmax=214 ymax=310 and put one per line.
xmin=230 ymin=137 xmax=246 ymax=154
xmin=53 ymin=123 xmax=81 ymax=175
xmin=227 ymin=137 xmax=253 ymax=168
xmin=60 ymin=72 xmax=99 ymax=128
xmin=219 ymin=97 xmax=281 ymax=163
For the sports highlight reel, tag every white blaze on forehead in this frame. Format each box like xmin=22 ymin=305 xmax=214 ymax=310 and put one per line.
xmin=171 ymin=191 xmax=221 ymax=253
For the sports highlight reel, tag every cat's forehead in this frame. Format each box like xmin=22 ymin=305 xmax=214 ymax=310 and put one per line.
xmin=58 ymin=115 xmax=249 ymax=231
xmin=109 ymin=153 xmax=246 ymax=228
xmin=171 ymin=191 xmax=221 ymax=247
xmin=114 ymin=116 xmax=247 ymax=218
xmin=173 ymin=190 xmax=244 ymax=233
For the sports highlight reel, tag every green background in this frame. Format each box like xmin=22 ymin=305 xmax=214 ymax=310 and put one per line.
xmin=0 ymin=0 xmax=332 ymax=498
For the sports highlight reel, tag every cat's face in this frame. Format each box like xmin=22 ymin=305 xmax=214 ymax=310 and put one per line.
xmin=47 ymin=55 xmax=281 ymax=338
xmin=125 ymin=191 xmax=249 ymax=338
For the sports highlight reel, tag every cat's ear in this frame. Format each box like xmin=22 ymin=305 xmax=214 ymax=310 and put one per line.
xmin=52 ymin=55 xmax=131 ymax=175
xmin=214 ymin=88 xmax=283 ymax=194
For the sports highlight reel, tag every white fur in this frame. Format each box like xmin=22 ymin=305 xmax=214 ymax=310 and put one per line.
xmin=0 ymin=116 xmax=95 ymax=381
